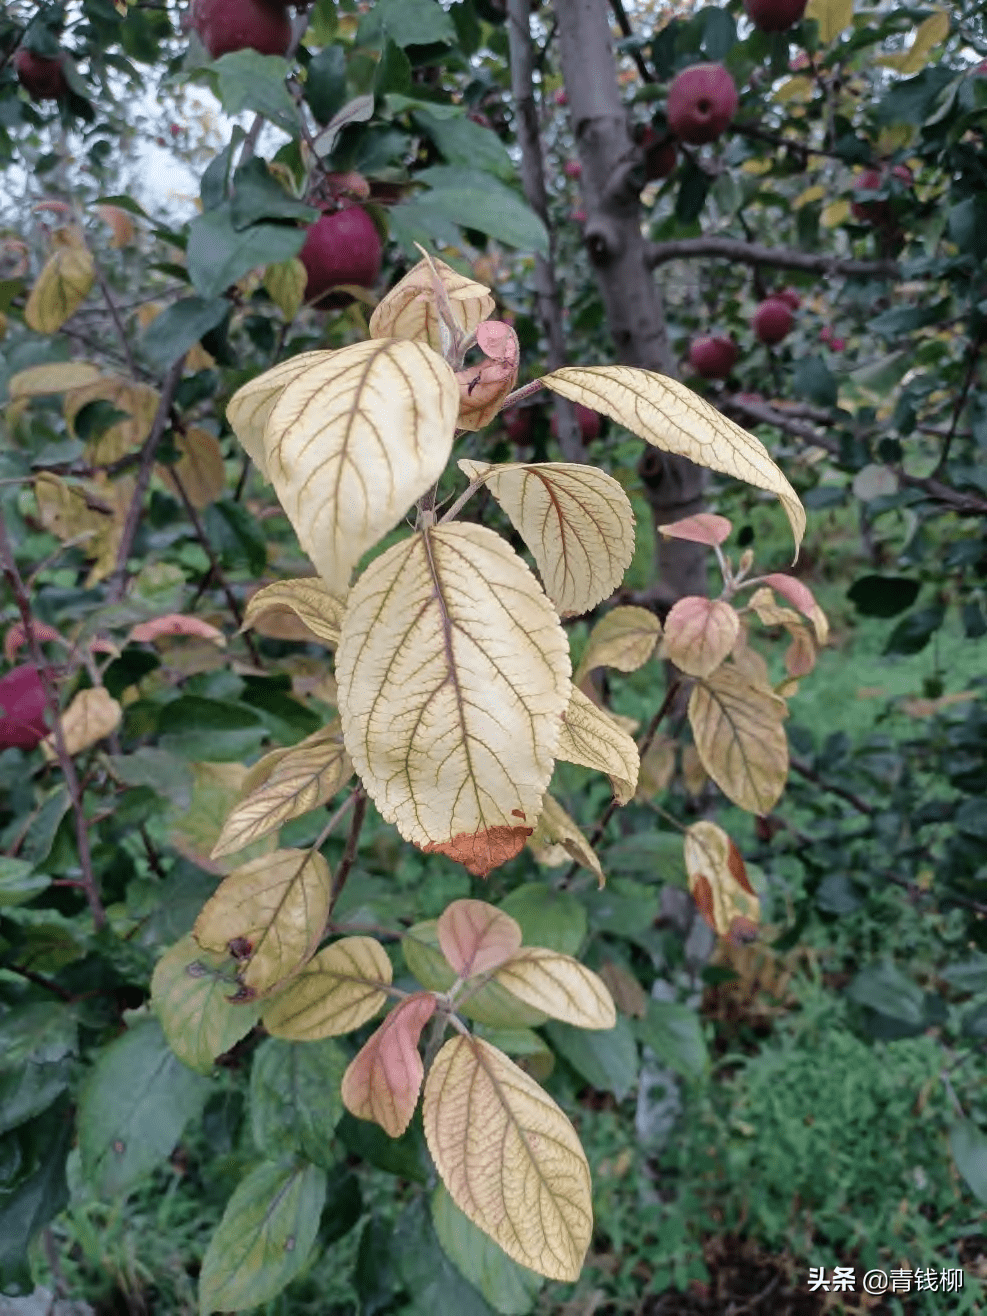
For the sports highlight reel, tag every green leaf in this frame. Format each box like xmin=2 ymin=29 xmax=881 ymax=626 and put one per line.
xmin=304 ymin=43 xmax=347 ymax=124
xmin=356 ymin=0 xmax=456 ymax=48
xmin=0 ymin=1102 xmax=72 ymax=1288
xmin=846 ymin=575 xmax=920 ymax=619
xmin=792 ymin=355 xmax=837 ymax=408
xmin=410 ymin=167 xmax=548 ymax=255
xmin=634 ymin=999 xmax=707 ymax=1081
xmin=0 ymin=1003 xmax=76 ymax=1134
xmin=883 ymin=604 xmax=945 ymax=656
xmin=151 ymin=935 xmax=260 ymax=1074
xmin=943 ymin=954 xmax=987 ymax=994
xmin=577 ymin=878 xmax=660 ymax=950
xmin=876 ymin=66 xmax=955 ymax=126
xmin=601 ymin=831 xmax=688 ymax=883
xmin=431 ymin=1184 xmax=542 ymax=1315
xmin=199 ymin=1159 xmax=327 ymax=1315
xmin=846 ymin=963 xmax=925 ymax=1025
xmin=214 ymin=51 xmax=298 ymax=133
xmin=949 ymin=1119 xmax=987 ymax=1205
xmin=414 ymin=110 xmax=515 ymax=182
xmin=107 ymin=748 xmax=194 ymax=809
xmin=0 ymin=856 xmax=50 ymax=907
xmin=78 ymin=1018 xmax=210 ymax=1197
xmin=336 ymin=1109 xmax=431 ymax=1183
xmin=19 ymin=788 xmax=70 ymax=867
xmin=186 ymin=205 xmax=306 ymax=300
xmin=392 ymin=1197 xmax=495 ymax=1316
xmin=497 ymin=884 xmax=586 ymax=955
xmin=141 ymin=295 xmax=231 ymax=370
xmin=949 ymin=197 xmax=987 ymax=261
xmin=375 ymin=38 xmax=412 ymax=96
xmin=249 ymin=1036 xmax=347 ymax=1168
xmin=230 ymin=159 xmax=320 ymax=232
xmin=544 ymin=1016 xmax=639 ymax=1100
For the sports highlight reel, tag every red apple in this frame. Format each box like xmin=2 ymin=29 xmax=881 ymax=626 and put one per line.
xmin=752 ymin=297 xmax=794 ymax=345
xmin=14 ymin=50 xmax=68 ymax=101
xmin=0 ymin=665 xmax=48 ymax=751
xmin=192 ymin=0 xmax=291 ymax=58
xmin=821 ymin=327 xmax=845 ymax=351
xmin=554 ymin=89 xmax=568 ymax=106
xmin=850 ymin=165 xmax=913 ymax=225
xmin=502 ymin=406 xmax=533 ymax=443
xmin=299 ymin=206 xmax=383 ymax=307
xmin=776 ymin=286 xmax=801 ymax=311
xmin=551 ymin=403 xmax=601 ymax=443
xmin=666 ymin=63 xmax=738 ymax=146
xmin=689 ymin=335 xmax=738 ymax=379
xmin=572 ymin=209 xmax=586 ymax=223
xmin=563 ymin=160 xmax=582 ymax=180
xmin=640 ymin=126 xmax=678 ymax=179
xmin=743 ymin=0 xmax=807 ymax=33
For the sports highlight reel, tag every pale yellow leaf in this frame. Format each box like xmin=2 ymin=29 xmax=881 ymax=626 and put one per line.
xmin=423 ymin=1036 xmax=592 ymax=1282
xmin=170 ymin=762 xmax=277 ymax=876
xmin=527 ymin=792 xmax=604 ymax=887
xmin=458 ymin=459 xmax=635 ymax=617
xmin=210 ymin=721 xmax=353 ymax=859
xmin=42 ymin=686 xmax=121 ymax=758
xmin=494 ymin=948 xmax=616 ymax=1029
xmin=261 ymin=935 xmax=393 ymax=1040
xmin=731 ymin=626 xmax=771 ymax=689
xmin=556 ymin=686 xmax=639 ymax=806
xmin=541 ymin=366 xmax=805 ymax=558
xmin=878 ymin=10 xmax=948 ymax=72
xmin=341 ymin=993 xmax=436 ymax=1137
xmin=336 ymin=523 xmax=571 ymax=876
xmin=64 ymin=376 xmax=160 ymax=465
xmin=369 ymin=255 xmax=495 ymax=351
xmin=193 ymin=848 xmax=332 ymax=997
xmin=9 ymin=362 xmax=103 ymax=397
xmin=681 ymin=743 xmax=707 ymax=797
xmin=162 ymin=426 xmax=226 ymax=509
xmin=264 ymin=338 xmax=460 ymax=596
xmin=747 ymin=586 xmax=806 ymax=637
xmin=264 ymin=257 xmax=307 ymax=321
xmin=226 ymin=351 xmax=334 ymax=480
xmin=437 ymin=898 xmax=522 ymax=979
xmin=688 ymin=664 xmax=788 ymax=814
xmin=805 ymin=0 xmax=853 ymax=44
xmin=241 ymin=577 xmax=344 ymax=648
xmin=662 ymin=596 xmax=739 ymax=679
xmin=761 ymin=573 xmax=829 ymax=645
xmin=151 ymin=934 xmax=260 ymax=1073
xmin=573 ymin=606 xmax=661 ymax=684
xmin=684 ymin=820 xmax=760 ymax=940
xmin=821 ymin=199 xmax=851 ymax=227
xmin=33 ymin=473 xmax=104 ymax=545
xmin=784 ymin=624 xmax=816 ymax=677
xmin=25 ymin=246 xmax=95 ymax=333
xmin=793 ymin=184 xmax=827 ymax=209
xmin=636 ymin=734 xmax=676 ymax=802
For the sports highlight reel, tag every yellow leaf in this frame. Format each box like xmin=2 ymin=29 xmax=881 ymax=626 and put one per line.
xmin=681 ymin=743 xmax=707 ymax=797
xmin=336 ymin=523 xmax=571 ymax=876
xmin=161 ymin=426 xmax=226 ymax=509
xmin=740 ymin=156 xmax=775 ymax=173
xmin=573 ymin=606 xmax=661 ymax=684
xmin=437 ymin=899 xmax=522 ymax=979
xmin=494 ymin=948 xmax=616 ymax=1029
xmin=33 ymin=473 xmax=103 ymax=545
xmin=731 ymin=625 xmax=771 ymax=689
xmin=95 ymin=204 xmax=136 ymax=249
xmin=773 ymin=76 xmax=814 ymax=104
xmin=150 ymin=934 xmax=260 ymax=1073
xmin=821 ymin=199 xmax=851 ymax=227
xmin=369 ymin=254 xmax=495 ymax=351
xmin=598 ymin=961 xmax=648 ymax=1018
xmin=793 ymin=184 xmax=827 ymax=209
xmin=879 ymin=10 xmax=949 ymax=73
xmin=193 ymin=848 xmax=333 ymax=997
xmin=226 ymin=351 xmax=334 ymax=481
xmin=556 ymin=687 xmax=639 ymax=806
xmin=0 ymin=311 xmax=6 ymax=341
xmin=688 ymin=664 xmax=788 ymax=814
xmin=684 ymin=820 xmax=760 ymax=940
xmin=25 ymin=246 xmax=95 ymax=333
xmin=241 ymin=577 xmax=344 ymax=648
xmin=261 ymin=936 xmax=392 ymax=1040
xmin=43 ymin=686 xmax=121 ymax=757
xmin=805 ymin=0 xmax=853 ymax=44
xmin=423 ymin=1036 xmax=592 ymax=1282
xmin=458 ymin=460 xmax=636 ymax=617
xmin=526 ymin=792 xmax=604 ymax=887
xmin=661 ymin=596 xmax=739 ymax=679
xmin=747 ymin=586 xmax=807 ymax=637
xmin=636 ymin=734 xmax=676 ymax=801
xmin=9 ymin=362 xmax=103 ymax=397
xmin=210 ymin=721 xmax=353 ymax=859
xmin=341 ymin=993 xmax=436 ymax=1137
xmin=784 ymin=624 xmax=816 ymax=677
xmin=263 ymin=257 xmax=307 ymax=321
xmin=262 ymin=338 xmax=460 ymax=596
xmin=64 ymin=376 xmax=160 ymax=465
xmin=403 ymin=920 xmax=548 ymax=1027
xmin=170 ymin=762 xmax=278 ymax=876
xmin=541 ymin=366 xmax=805 ymax=558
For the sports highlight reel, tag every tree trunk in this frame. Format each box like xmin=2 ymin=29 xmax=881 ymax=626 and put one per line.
xmin=554 ymin=0 xmax=707 ymax=606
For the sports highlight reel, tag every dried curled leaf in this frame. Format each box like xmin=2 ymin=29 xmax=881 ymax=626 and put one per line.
xmin=43 ymin=686 xmax=121 ymax=758
xmin=684 ymin=820 xmax=760 ymax=941
xmin=161 ymin=426 xmax=226 ymax=509
xmin=261 ymin=936 xmax=393 ymax=1040
xmin=494 ymin=948 xmax=616 ymax=1029
xmin=556 ymin=687 xmax=639 ymax=806
xmin=240 ymin=577 xmax=344 ymax=647
xmin=761 ymin=573 xmax=828 ymax=645
xmin=573 ymin=606 xmax=661 ymax=684
xmin=459 ymin=460 xmax=635 ymax=618
xmin=423 ymin=1035 xmax=592 ymax=1281
xmin=541 ymin=366 xmax=805 ymax=557
xmin=129 ymin=614 xmax=225 ymax=646
xmin=526 ymin=792 xmax=605 ymax=887
xmin=336 ymin=523 xmax=571 ymax=877
xmin=369 ymin=255 xmax=495 ymax=350
xmin=437 ymin=898 xmax=523 ymax=979
xmin=688 ymin=664 xmax=788 ymax=814
xmin=64 ymin=376 xmax=160 ymax=465
xmin=341 ymin=993 xmax=436 ymax=1136
xmin=598 ymin=961 xmax=648 ymax=1018
xmin=661 ymin=596 xmax=739 ymax=679
xmin=193 ymin=848 xmax=332 ymax=996
xmin=226 ymin=351 xmax=333 ymax=480
xmin=210 ymin=721 xmax=352 ymax=859
xmin=25 ymin=245 xmax=95 ymax=333
xmin=454 ymin=321 xmax=520 ymax=431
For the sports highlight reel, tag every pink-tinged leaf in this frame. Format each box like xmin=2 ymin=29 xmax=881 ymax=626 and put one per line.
xmin=762 ymin=573 xmax=828 ymax=645
xmin=4 ymin=621 xmax=61 ymax=665
xmin=454 ymin=321 xmax=520 ymax=431
xmin=662 ymin=596 xmax=739 ymax=679
xmin=476 ymin=319 xmax=520 ymax=362
xmin=436 ymin=899 xmax=523 ymax=979
xmin=128 ymin=614 xmax=226 ymax=646
xmin=657 ymin=513 xmax=732 ymax=546
xmin=340 ymin=993 xmax=437 ymax=1137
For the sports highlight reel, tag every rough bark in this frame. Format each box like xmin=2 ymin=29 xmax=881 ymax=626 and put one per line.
xmin=553 ymin=0 xmax=706 ymax=605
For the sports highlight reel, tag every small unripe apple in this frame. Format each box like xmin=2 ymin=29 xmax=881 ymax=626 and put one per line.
xmin=0 ymin=664 xmax=48 ymax=751
xmin=551 ymin=402 xmax=601 ymax=443
xmin=572 ymin=208 xmax=586 ymax=223
xmin=666 ymin=63 xmax=738 ymax=146
xmin=554 ymin=89 xmax=568 ymax=106
xmin=776 ymin=286 xmax=801 ymax=311
xmin=14 ymin=49 xmax=68 ymax=101
xmin=192 ymin=0 xmax=291 ymax=58
xmin=502 ymin=406 xmax=533 ymax=443
xmin=743 ymin=0 xmax=807 ymax=33
xmin=689 ymin=335 xmax=738 ymax=379
xmin=170 ymin=123 xmax=181 ymax=137
xmin=752 ymin=297 xmax=794 ymax=345
xmin=850 ymin=165 xmax=913 ymax=225
xmin=300 ymin=206 xmax=383 ymax=308
xmin=563 ymin=160 xmax=582 ymax=180
xmin=820 ymin=326 xmax=845 ymax=351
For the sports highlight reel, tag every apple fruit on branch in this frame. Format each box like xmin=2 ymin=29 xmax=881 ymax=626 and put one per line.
xmin=191 ymin=0 xmax=292 ymax=58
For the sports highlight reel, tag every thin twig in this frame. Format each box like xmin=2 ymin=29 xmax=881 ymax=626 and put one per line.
xmin=5 ymin=962 xmax=74 ymax=1001
xmin=933 ymin=332 xmax=983 ymax=476
xmin=789 ymin=758 xmax=875 ymax=816
xmin=607 ymin=0 xmax=653 ymax=83
xmin=644 ymin=236 xmax=899 ymax=280
xmin=92 ymin=261 xmax=139 ymax=378
xmin=327 ymin=789 xmax=368 ymax=918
